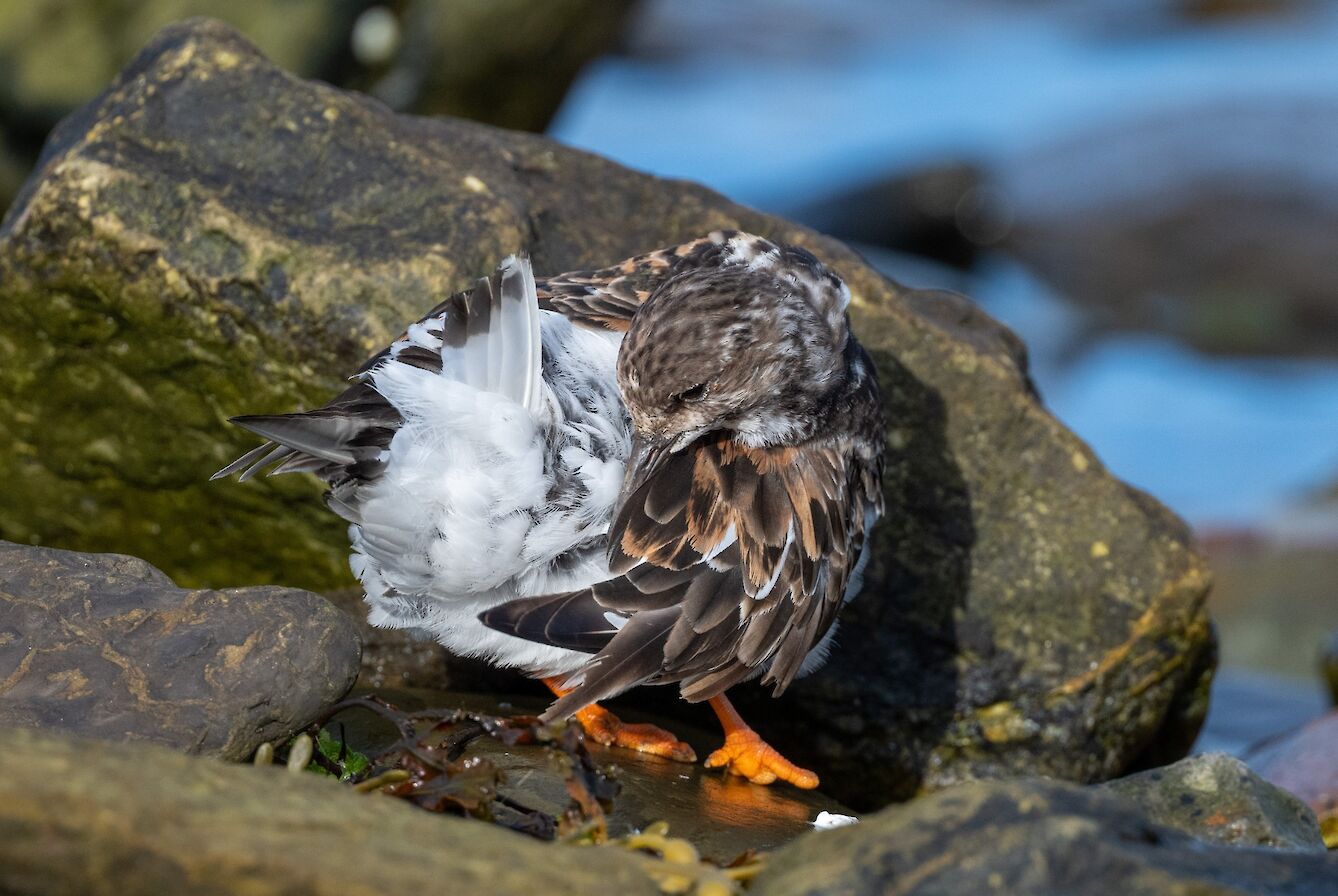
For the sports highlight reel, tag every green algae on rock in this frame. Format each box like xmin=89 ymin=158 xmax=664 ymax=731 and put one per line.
xmin=0 ymin=19 xmax=1214 ymax=808
xmin=0 ymin=539 xmax=360 ymax=760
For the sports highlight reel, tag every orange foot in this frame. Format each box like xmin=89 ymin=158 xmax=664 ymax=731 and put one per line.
xmin=704 ymin=729 xmax=819 ymax=789
xmin=541 ymin=677 xmax=696 ymax=763
xmin=705 ymin=694 xmax=819 ymax=789
xmin=574 ymin=703 xmax=697 ymax=763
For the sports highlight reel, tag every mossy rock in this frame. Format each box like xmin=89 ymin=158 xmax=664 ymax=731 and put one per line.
xmin=0 ymin=726 xmax=660 ymax=896
xmin=0 ymin=19 xmax=1214 ymax=808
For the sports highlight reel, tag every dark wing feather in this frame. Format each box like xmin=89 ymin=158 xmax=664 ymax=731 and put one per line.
xmin=536 ymin=234 xmax=724 ymax=331
xmin=542 ymin=609 xmax=680 ymax=722
xmin=478 ymin=591 xmax=625 ymax=653
xmin=209 ymin=379 xmax=400 ymax=488
xmin=482 ymin=429 xmax=883 ymax=719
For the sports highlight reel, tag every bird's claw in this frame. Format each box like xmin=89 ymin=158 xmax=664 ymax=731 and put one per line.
xmin=705 ymin=729 xmax=819 ymax=789
xmin=574 ymin=705 xmax=697 ymax=763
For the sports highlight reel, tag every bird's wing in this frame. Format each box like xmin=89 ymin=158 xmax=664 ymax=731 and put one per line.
xmin=212 ymin=256 xmax=543 ymax=491
xmin=212 ymin=234 xmax=738 ymax=484
xmin=482 ymin=431 xmax=883 ymax=720
xmin=535 ymin=233 xmax=728 ymax=330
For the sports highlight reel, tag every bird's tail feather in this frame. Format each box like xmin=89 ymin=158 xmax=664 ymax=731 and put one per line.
xmin=478 ymin=590 xmax=619 ymax=654
xmin=212 ymin=253 xmax=542 ymax=484
xmin=539 ymin=608 xmax=679 ymax=723
xmin=449 ymin=255 xmax=543 ymax=414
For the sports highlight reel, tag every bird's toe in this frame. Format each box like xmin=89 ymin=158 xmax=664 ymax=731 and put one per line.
xmin=574 ymin=704 xmax=697 ymax=763
xmin=705 ymin=730 xmax=818 ymax=789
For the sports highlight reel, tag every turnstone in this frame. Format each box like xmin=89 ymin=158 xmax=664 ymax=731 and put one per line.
xmin=215 ymin=231 xmax=885 ymax=789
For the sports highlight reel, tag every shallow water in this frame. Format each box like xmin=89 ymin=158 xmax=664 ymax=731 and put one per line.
xmin=553 ymin=1 xmax=1338 ymax=214
xmin=332 ymin=686 xmax=851 ymax=857
xmin=1198 ymin=666 xmax=1328 ymax=758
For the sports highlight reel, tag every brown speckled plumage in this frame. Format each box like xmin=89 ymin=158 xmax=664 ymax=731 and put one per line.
xmin=218 ymin=230 xmax=884 ymax=783
xmin=482 ymin=231 xmax=885 ymax=721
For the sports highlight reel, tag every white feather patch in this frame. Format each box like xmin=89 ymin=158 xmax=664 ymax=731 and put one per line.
xmin=350 ymin=307 xmax=631 ymax=677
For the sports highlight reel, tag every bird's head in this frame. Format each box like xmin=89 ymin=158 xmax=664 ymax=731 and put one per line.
xmin=616 ymin=233 xmax=852 ymax=454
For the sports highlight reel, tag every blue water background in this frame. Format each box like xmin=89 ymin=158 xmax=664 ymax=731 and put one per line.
xmin=550 ymin=0 xmax=1338 ymax=532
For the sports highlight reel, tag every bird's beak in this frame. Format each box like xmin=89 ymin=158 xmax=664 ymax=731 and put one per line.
xmin=620 ymin=433 xmax=670 ymax=497
xmin=618 ymin=429 xmax=707 ymax=514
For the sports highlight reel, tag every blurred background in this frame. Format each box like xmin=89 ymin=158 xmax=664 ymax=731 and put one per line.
xmin=2 ymin=0 xmax=1335 ymax=747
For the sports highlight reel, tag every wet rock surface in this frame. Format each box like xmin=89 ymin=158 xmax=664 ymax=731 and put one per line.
xmin=754 ymin=779 xmax=1338 ymax=896
xmin=0 ymin=725 xmax=660 ymax=896
xmin=1102 ymin=753 xmax=1325 ymax=851
xmin=331 ymin=687 xmax=852 ymax=860
xmin=0 ymin=540 xmax=359 ymax=760
xmin=0 ymin=20 xmax=1213 ymax=809
xmin=1248 ymin=711 xmax=1338 ymax=849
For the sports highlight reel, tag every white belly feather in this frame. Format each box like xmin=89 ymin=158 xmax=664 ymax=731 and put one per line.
xmin=350 ymin=311 xmax=628 ymax=675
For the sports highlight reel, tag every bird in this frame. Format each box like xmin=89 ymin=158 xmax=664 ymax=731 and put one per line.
xmin=214 ymin=230 xmax=885 ymax=789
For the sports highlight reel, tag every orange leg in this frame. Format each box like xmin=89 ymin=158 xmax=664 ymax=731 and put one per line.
xmin=704 ymin=694 xmax=819 ymax=789
xmin=541 ymin=677 xmax=696 ymax=763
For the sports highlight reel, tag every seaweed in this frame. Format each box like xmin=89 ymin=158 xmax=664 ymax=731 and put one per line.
xmin=268 ymin=695 xmax=617 ymax=842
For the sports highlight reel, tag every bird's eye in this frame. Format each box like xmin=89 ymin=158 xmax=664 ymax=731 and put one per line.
xmin=673 ymin=383 xmax=708 ymax=403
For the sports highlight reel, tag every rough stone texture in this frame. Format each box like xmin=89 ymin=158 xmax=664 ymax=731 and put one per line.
xmin=0 ymin=21 xmax=1213 ymax=808
xmin=754 ymin=779 xmax=1338 ymax=896
xmin=0 ymin=725 xmax=659 ymax=896
xmin=1249 ymin=711 xmax=1338 ymax=849
xmin=0 ymin=540 xmax=359 ymax=760
xmin=0 ymin=3 xmax=634 ymax=212
xmin=1102 ymin=753 xmax=1325 ymax=851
